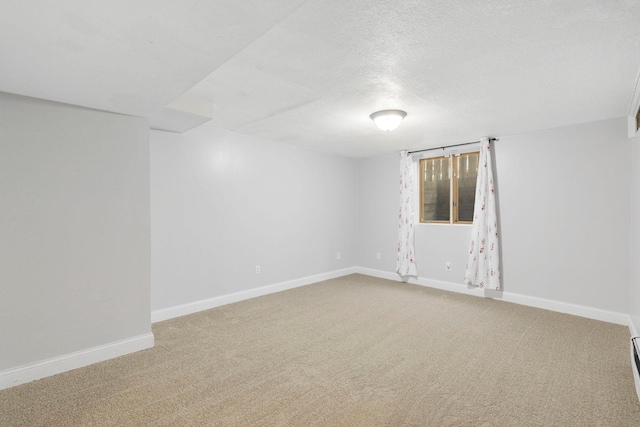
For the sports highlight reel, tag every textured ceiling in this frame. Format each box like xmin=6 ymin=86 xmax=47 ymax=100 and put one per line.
xmin=2 ymin=0 xmax=640 ymax=157
xmin=0 ymin=1 xmax=307 ymax=117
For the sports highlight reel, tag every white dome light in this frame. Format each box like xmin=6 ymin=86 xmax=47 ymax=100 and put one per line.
xmin=370 ymin=109 xmax=407 ymax=131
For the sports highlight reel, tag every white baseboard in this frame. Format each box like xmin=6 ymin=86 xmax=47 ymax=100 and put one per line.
xmin=356 ymin=267 xmax=629 ymax=326
xmin=151 ymin=267 xmax=358 ymax=323
xmin=630 ymin=317 xmax=639 ymax=338
xmin=0 ymin=332 xmax=154 ymax=391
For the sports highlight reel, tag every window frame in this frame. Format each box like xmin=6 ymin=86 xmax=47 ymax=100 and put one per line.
xmin=415 ymin=145 xmax=480 ymax=225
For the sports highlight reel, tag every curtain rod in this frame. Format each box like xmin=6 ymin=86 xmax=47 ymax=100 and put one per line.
xmin=408 ymin=137 xmax=498 ymax=155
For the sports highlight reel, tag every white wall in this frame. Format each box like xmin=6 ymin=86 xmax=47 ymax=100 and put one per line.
xmin=358 ymin=117 xmax=631 ymax=317
xmin=630 ymin=130 xmax=640 ymax=335
xmin=150 ymin=126 xmax=358 ymax=313
xmin=0 ymin=93 xmax=151 ymax=374
xmin=357 ymin=153 xmax=398 ymax=271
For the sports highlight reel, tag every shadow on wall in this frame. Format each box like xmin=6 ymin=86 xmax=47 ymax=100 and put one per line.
xmin=490 ymin=139 xmax=506 ymax=292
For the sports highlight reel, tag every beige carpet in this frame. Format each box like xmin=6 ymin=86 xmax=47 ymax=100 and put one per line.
xmin=2 ymin=274 xmax=639 ymax=426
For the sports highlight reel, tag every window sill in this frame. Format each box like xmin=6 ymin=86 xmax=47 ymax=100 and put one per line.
xmin=417 ymin=222 xmax=473 ymax=226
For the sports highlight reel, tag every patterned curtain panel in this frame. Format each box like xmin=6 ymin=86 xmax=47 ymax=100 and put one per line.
xmin=397 ymin=151 xmax=417 ymax=277
xmin=464 ymin=137 xmax=501 ymax=290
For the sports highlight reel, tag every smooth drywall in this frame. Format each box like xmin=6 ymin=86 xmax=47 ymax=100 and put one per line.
xmin=630 ymin=130 xmax=640 ymax=334
xmin=150 ymin=126 xmax=358 ymax=312
xmin=356 ymin=152 xmax=399 ymax=272
xmin=0 ymin=93 xmax=151 ymax=371
xmin=358 ymin=117 xmax=631 ymax=315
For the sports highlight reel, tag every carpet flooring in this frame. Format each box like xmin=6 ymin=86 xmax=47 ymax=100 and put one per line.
xmin=2 ymin=274 xmax=640 ymax=426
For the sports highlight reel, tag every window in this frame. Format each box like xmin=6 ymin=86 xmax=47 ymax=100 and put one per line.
xmin=419 ymin=152 xmax=479 ymax=224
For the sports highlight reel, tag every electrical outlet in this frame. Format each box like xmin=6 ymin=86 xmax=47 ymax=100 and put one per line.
xmin=336 ymin=252 xmax=341 ymax=260
xmin=376 ymin=252 xmax=381 ymax=260
xmin=445 ymin=262 xmax=452 ymax=271
xmin=255 ymin=265 xmax=261 ymax=275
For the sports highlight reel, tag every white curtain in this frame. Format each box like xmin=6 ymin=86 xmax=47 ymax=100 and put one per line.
xmin=464 ymin=137 xmax=501 ymax=290
xmin=397 ymin=151 xmax=417 ymax=277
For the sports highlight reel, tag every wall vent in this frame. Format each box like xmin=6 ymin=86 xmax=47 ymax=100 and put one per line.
xmin=631 ymin=337 xmax=640 ymax=402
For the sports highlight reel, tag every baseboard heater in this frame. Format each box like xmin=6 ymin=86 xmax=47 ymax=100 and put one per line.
xmin=632 ymin=337 xmax=640 ymax=402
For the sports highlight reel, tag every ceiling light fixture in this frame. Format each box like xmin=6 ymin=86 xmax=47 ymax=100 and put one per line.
xmin=370 ymin=109 xmax=407 ymax=132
